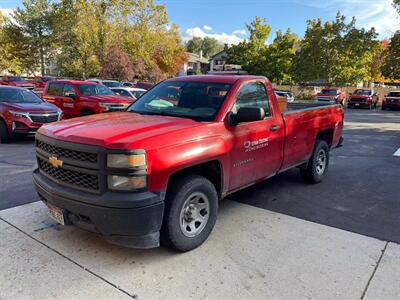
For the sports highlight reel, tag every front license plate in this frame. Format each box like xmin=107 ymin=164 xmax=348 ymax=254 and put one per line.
xmin=47 ymin=204 xmax=65 ymax=225
xmin=355 ymin=103 xmax=360 ymax=106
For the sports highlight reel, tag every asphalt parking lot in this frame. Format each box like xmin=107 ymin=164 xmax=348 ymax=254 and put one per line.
xmin=0 ymin=108 xmax=399 ymax=299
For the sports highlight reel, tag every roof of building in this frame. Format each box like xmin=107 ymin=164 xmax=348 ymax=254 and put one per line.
xmin=187 ymin=52 xmax=209 ymax=64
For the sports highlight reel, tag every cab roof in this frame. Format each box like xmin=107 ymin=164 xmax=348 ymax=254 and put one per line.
xmin=166 ymin=75 xmax=267 ymax=84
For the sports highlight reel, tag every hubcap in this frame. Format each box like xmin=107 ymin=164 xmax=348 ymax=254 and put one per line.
xmin=180 ymin=192 xmax=210 ymax=237
xmin=316 ymin=149 xmax=326 ymax=175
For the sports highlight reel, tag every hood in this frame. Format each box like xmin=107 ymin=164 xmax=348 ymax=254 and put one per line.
xmin=10 ymin=81 xmax=35 ymax=87
xmin=2 ymin=101 xmax=60 ymax=113
xmin=80 ymin=95 xmax=133 ymax=103
xmin=38 ymin=112 xmax=204 ymax=149
xmin=316 ymin=93 xmax=337 ymax=98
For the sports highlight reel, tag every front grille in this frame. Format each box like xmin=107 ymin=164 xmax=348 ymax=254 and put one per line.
xmin=38 ymin=157 xmax=99 ymax=191
xmin=30 ymin=114 xmax=59 ymax=123
xmin=36 ymin=140 xmax=98 ymax=164
xmin=387 ymin=98 xmax=399 ymax=103
xmin=350 ymin=98 xmax=365 ymax=103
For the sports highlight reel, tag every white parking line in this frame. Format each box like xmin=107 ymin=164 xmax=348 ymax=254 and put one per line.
xmin=394 ymin=148 xmax=400 ymax=157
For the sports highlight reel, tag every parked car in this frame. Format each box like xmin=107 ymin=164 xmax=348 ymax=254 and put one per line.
xmin=0 ymin=76 xmax=35 ymax=90
xmin=347 ymin=89 xmax=378 ymax=109
xmin=0 ymin=86 xmax=62 ymax=143
xmin=382 ymin=90 xmax=400 ymax=110
xmin=42 ymin=80 xmax=134 ymax=118
xmin=87 ymin=79 xmax=123 ymax=88
xmin=135 ymin=82 xmax=154 ymax=90
xmin=122 ymin=82 xmax=136 ymax=87
xmin=110 ymin=87 xmax=146 ymax=100
xmin=32 ymin=76 xmax=55 ymax=89
xmin=275 ymin=90 xmax=295 ymax=102
xmin=315 ymin=87 xmax=346 ymax=105
xmin=33 ymin=75 xmax=343 ymax=251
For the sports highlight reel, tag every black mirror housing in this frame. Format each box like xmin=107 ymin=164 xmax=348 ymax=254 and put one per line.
xmin=230 ymin=107 xmax=265 ymax=125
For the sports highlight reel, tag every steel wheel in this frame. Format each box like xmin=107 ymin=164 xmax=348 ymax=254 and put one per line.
xmin=180 ymin=192 xmax=210 ymax=237
xmin=316 ymin=149 xmax=326 ymax=175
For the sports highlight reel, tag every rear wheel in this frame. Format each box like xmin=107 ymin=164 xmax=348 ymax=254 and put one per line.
xmin=161 ymin=175 xmax=218 ymax=252
xmin=300 ymin=140 xmax=329 ymax=184
xmin=0 ymin=120 xmax=10 ymax=143
xmin=382 ymin=105 xmax=386 ymax=110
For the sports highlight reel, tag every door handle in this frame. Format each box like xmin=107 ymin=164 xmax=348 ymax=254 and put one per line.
xmin=270 ymin=125 xmax=280 ymax=132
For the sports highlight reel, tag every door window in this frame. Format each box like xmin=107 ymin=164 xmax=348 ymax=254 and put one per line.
xmin=47 ymin=82 xmax=64 ymax=96
xmin=235 ymin=82 xmax=271 ymax=117
xmin=63 ymin=83 xmax=76 ymax=96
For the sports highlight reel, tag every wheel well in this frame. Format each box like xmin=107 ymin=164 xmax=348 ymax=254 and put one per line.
xmin=80 ymin=108 xmax=94 ymax=114
xmin=167 ymin=161 xmax=223 ymax=199
xmin=316 ymin=129 xmax=333 ymax=147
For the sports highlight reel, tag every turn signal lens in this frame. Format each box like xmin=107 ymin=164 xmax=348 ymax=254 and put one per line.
xmin=108 ymin=175 xmax=147 ymax=191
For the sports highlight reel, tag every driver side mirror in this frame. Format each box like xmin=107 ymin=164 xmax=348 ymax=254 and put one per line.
xmin=229 ymin=107 xmax=265 ymax=125
xmin=65 ymin=91 xmax=77 ymax=99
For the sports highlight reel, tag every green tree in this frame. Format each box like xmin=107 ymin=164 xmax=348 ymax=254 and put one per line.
xmin=293 ymin=12 xmax=378 ymax=85
xmin=226 ymin=17 xmax=271 ymax=74
xmin=382 ymin=31 xmax=400 ymax=80
xmin=186 ymin=37 xmax=223 ymax=57
xmin=394 ymin=0 xmax=400 ymax=12
xmin=264 ymin=29 xmax=298 ymax=84
xmin=5 ymin=0 xmax=56 ymax=75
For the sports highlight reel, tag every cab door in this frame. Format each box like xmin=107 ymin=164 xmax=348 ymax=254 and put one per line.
xmin=61 ymin=83 xmax=78 ymax=117
xmin=228 ymin=81 xmax=284 ymax=191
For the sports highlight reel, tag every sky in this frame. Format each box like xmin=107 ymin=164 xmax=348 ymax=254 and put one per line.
xmin=1 ymin=0 xmax=400 ymax=44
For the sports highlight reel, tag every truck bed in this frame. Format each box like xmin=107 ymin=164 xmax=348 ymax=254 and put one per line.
xmin=285 ymin=102 xmax=337 ymax=113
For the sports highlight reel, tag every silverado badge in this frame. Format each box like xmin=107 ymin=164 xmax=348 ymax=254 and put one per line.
xmin=49 ymin=156 xmax=63 ymax=168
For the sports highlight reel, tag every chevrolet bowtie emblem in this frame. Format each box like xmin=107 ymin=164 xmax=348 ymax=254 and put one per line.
xmin=49 ymin=156 xmax=63 ymax=168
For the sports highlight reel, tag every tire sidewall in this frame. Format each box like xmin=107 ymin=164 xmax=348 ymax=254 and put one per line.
xmin=0 ymin=120 xmax=10 ymax=143
xmin=163 ymin=176 xmax=218 ymax=251
xmin=310 ymin=140 xmax=329 ymax=183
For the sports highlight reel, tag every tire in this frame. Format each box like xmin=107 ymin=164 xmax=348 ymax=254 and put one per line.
xmin=374 ymin=102 xmax=377 ymax=108
xmin=80 ymin=110 xmax=94 ymax=116
xmin=382 ymin=105 xmax=386 ymax=110
xmin=300 ymin=140 xmax=329 ymax=184
xmin=0 ymin=120 xmax=10 ymax=143
xmin=161 ymin=175 xmax=218 ymax=252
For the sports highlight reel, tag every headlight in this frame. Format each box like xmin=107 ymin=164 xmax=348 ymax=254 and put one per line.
xmin=107 ymin=153 xmax=146 ymax=168
xmin=108 ymin=175 xmax=147 ymax=191
xmin=10 ymin=111 xmax=29 ymax=119
xmin=99 ymin=102 xmax=113 ymax=111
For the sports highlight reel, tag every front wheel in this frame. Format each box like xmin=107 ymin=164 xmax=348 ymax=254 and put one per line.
xmin=0 ymin=120 xmax=10 ymax=143
xmin=300 ymin=140 xmax=330 ymax=184
xmin=161 ymin=175 xmax=218 ymax=252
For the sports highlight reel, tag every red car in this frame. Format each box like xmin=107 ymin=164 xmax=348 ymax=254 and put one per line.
xmin=0 ymin=76 xmax=35 ymax=90
xmin=33 ymin=75 xmax=344 ymax=251
xmin=32 ymin=76 xmax=55 ymax=89
xmin=315 ymin=87 xmax=346 ymax=105
xmin=0 ymin=86 xmax=62 ymax=143
xmin=382 ymin=90 xmax=400 ymax=110
xmin=135 ymin=82 xmax=155 ymax=90
xmin=42 ymin=80 xmax=134 ymax=118
xmin=347 ymin=89 xmax=378 ymax=109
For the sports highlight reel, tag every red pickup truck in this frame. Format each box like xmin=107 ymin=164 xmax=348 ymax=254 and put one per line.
xmin=33 ymin=75 xmax=344 ymax=251
xmin=0 ymin=86 xmax=62 ymax=143
xmin=382 ymin=90 xmax=400 ymax=110
xmin=42 ymin=80 xmax=134 ymax=118
xmin=315 ymin=87 xmax=346 ymax=105
xmin=347 ymin=89 xmax=378 ymax=109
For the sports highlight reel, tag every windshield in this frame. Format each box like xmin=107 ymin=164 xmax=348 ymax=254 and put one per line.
xmin=128 ymin=81 xmax=232 ymax=121
xmin=103 ymin=81 xmax=123 ymax=88
xmin=9 ymin=76 xmax=27 ymax=82
xmin=321 ymin=89 xmax=338 ymax=95
xmin=132 ymin=90 xmax=145 ymax=99
xmin=76 ymin=84 xmax=114 ymax=96
xmin=388 ymin=92 xmax=400 ymax=97
xmin=0 ymin=88 xmax=42 ymax=103
xmin=354 ymin=89 xmax=372 ymax=95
